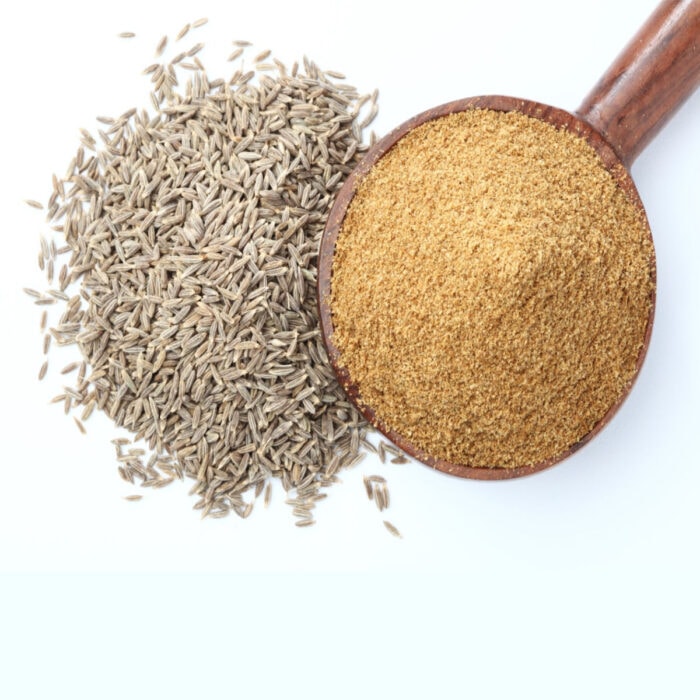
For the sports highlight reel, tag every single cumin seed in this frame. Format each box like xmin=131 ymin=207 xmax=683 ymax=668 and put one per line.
xmin=383 ymin=521 xmax=402 ymax=538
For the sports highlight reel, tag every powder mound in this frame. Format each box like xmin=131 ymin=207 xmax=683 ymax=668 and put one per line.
xmin=330 ymin=109 xmax=655 ymax=468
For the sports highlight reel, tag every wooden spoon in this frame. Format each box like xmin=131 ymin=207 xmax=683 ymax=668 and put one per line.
xmin=317 ymin=0 xmax=700 ymax=480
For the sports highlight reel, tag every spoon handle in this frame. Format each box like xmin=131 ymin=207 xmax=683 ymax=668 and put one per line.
xmin=577 ymin=0 xmax=700 ymax=166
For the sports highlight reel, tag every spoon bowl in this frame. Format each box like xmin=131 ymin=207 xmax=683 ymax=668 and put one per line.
xmin=317 ymin=0 xmax=700 ymax=479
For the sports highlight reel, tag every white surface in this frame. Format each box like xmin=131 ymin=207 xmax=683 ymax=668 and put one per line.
xmin=0 ymin=0 xmax=698 ymax=697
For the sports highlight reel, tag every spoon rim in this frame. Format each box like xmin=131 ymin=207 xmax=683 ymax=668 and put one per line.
xmin=317 ymin=94 xmax=656 ymax=480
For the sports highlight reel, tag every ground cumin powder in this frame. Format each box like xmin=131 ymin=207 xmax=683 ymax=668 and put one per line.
xmin=330 ymin=109 xmax=654 ymax=468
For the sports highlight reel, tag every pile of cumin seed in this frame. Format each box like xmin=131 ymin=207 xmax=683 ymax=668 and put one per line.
xmin=25 ymin=22 xmax=405 ymax=530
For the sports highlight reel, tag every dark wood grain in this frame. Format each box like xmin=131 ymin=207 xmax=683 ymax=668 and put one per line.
xmin=318 ymin=96 xmax=656 ymax=481
xmin=577 ymin=0 xmax=700 ymax=166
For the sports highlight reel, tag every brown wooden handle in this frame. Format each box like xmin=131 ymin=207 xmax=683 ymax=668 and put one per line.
xmin=577 ymin=0 xmax=700 ymax=166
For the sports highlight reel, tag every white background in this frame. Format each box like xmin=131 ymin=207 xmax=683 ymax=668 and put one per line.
xmin=1 ymin=0 xmax=698 ymax=698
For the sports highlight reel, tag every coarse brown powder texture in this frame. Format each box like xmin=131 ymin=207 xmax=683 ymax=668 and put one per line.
xmin=330 ymin=109 xmax=655 ymax=468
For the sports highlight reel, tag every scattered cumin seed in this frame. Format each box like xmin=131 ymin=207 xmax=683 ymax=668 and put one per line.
xmin=295 ymin=519 xmax=316 ymax=528
xmin=155 ymin=35 xmax=168 ymax=57
xmin=25 ymin=199 xmax=43 ymax=209
xmin=192 ymin=17 xmax=208 ymax=28
xmin=208 ymin=509 xmax=229 ymax=519
xmin=124 ymin=494 xmax=143 ymax=501
xmin=38 ymin=361 xmax=48 ymax=381
xmin=253 ymin=49 xmax=271 ymax=62
xmin=382 ymin=443 xmax=403 ymax=458
xmin=118 ymin=32 xmax=136 ymax=38
xmin=373 ymin=485 xmax=387 ymax=512
xmin=346 ymin=454 xmax=366 ymax=468
xmin=74 ymin=417 xmax=86 ymax=434
xmin=360 ymin=438 xmax=377 ymax=454
xmin=381 ymin=484 xmax=390 ymax=510
xmin=359 ymin=103 xmax=378 ymax=129
xmin=175 ymin=23 xmax=190 ymax=41
xmin=81 ymin=400 xmax=95 ymax=421
xmin=383 ymin=520 xmax=402 ymax=538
